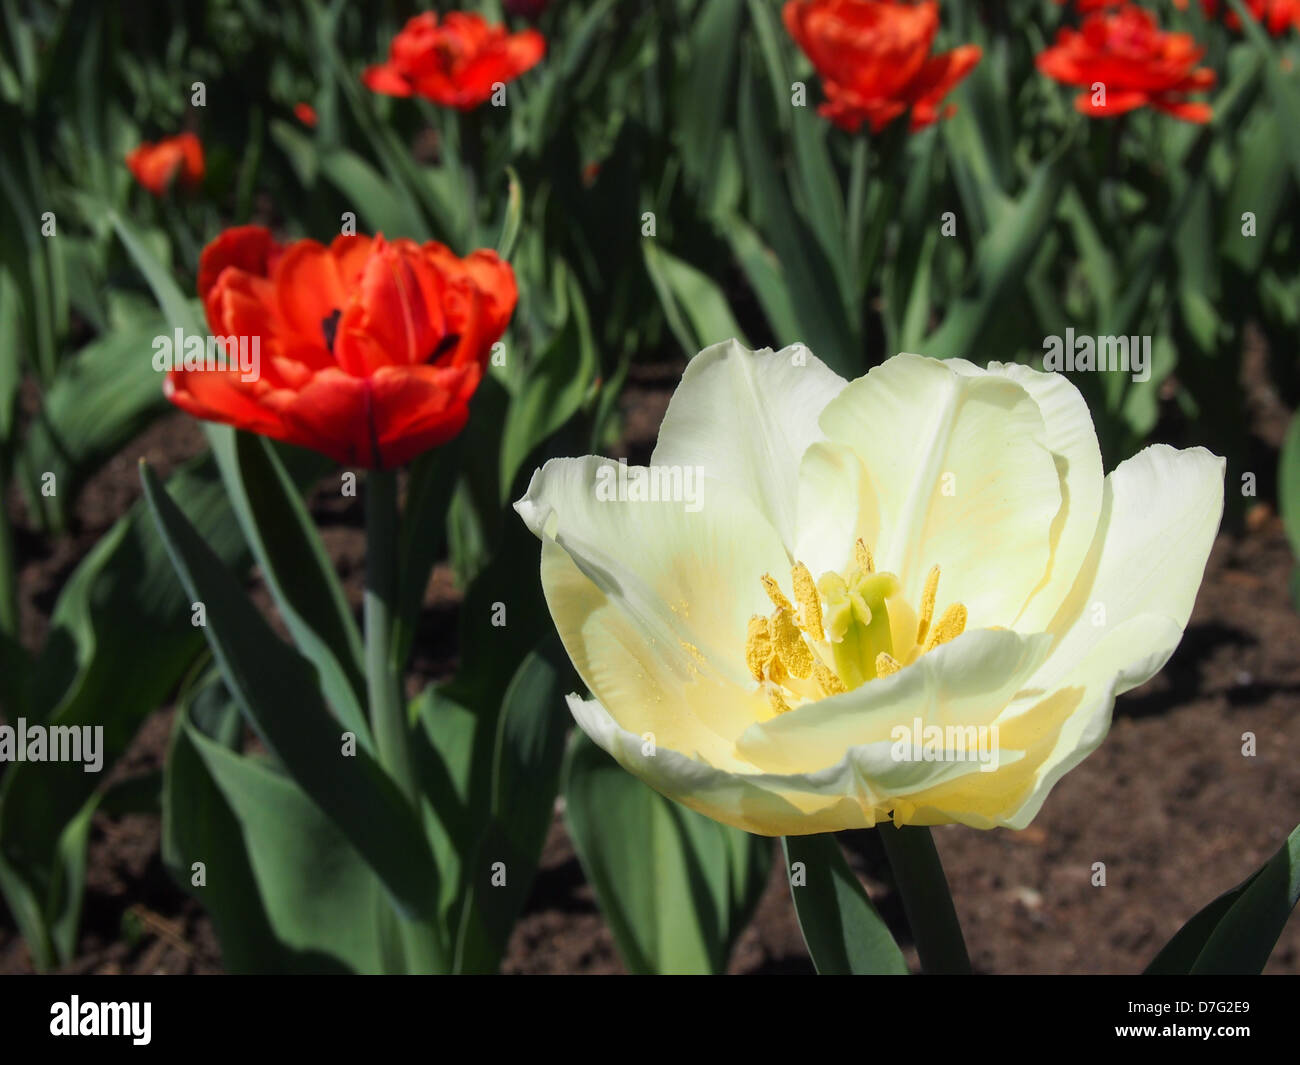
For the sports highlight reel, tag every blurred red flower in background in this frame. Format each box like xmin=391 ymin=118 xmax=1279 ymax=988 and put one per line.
xmin=293 ymin=102 xmax=318 ymax=127
xmin=362 ymin=11 xmax=545 ymax=110
xmin=1037 ymin=5 xmax=1216 ymax=122
xmin=1177 ymin=0 xmax=1300 ymax=34
xmin=783 ymin=0 xmax=981 ymax=134
xmin=168 ymin=226 xmax=518 ymax=468
xmin=126 ymin=133 xmax=205 ymax=196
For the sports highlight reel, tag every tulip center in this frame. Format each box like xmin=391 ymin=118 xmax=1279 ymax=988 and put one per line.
xmin=744 ymin=539 xmax=967 ymax=716
xmin=321 ymin=309 xmax=342 ymax=353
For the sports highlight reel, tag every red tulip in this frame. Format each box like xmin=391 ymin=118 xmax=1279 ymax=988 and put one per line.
xmin=362 ymin=11 xmax=545 ymax=110
xmin=1037 ymin=5 xmax=1216 ymax=122
xmin=126 ymin=133 xmax=205 ymax=196
xmin=167 ymin=226 xmax=517 ymax=468
xmin=782 ymin=0 xmax=981 ymax=134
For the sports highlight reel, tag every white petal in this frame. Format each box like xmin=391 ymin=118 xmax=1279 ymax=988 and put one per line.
xmin=516 ymin=456 xmax=790 ymax=767
xmin=953 ymin=360 xmax=1105 ymax=632
xmin=818 ymin=354 xmax=1062 ymax=627
xmin=734 ymin=627 xmax=1053 ymax=775
xmin=651 ymin=339 xmax=847 ymax=553
xmin=986 ymin=444 xmax=1224 ymax=827
xmin=1031 ymin=444 xmax=1225 ymax=694
xmin=791 ymin=441 xmax=880 ymax=577
xmin=570 ymin=695 xmax=922 ymax=835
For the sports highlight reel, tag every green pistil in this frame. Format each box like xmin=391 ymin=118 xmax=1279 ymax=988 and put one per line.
xmin=819 ymin=569 xmax=899 ymax=689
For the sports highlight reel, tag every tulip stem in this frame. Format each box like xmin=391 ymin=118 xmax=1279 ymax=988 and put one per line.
xmin=365 ymin=468 xmax=416 ymax=804
xmin=365 ymin=467 xmax=447 ymax=974
xmin=877 ymin=825 xmax=971 ymax=974
xmin=0 ymin=498 xmax=19 ymax=714
xmin=846 ymin=137 xmax=868 ymax=285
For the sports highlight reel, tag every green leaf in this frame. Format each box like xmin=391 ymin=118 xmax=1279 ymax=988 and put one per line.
xmin=724 ymin=216 xmax=802 ymax=345
xmin=0 ymin=267 xmax=21 ymax=444
xmin=563 ymin=732 xmax=767 ymax=974
xmin=45 ymin=794 xmax=100 ymax=964
xmin=452 ymin=648 xmax=571 ymax=973
xmin=735 ymin=49 xmax=860 ymax=374
xmin=0 ymin=447 xmax=262 ymax=969
xmin=1146 ymin=822 xmax=1300 ymax=974
xmin=782 ymin=833 xmax=908 ymax=975
xmin=107 ymin=208 xmax=203 ymax=337
xmin=210 ymin=431 xmax=369 ymax=744
xmin=499 ymin=270 xmax=598 ymax=493
xmin=318 ymin=149 xmax=429 ymax=241
xmin=924 ymin=144 xmax=1069 ymax=358
xmin=139 ymin=461 xmax=442 ymax=926
xmin=189 ymin=725 xmax=391 ymax=973
xmin=1230 ymin=0 xmax=1300 ymax=190
xmin=1280 ymin=412 xmax=1300 ymax=564
xmin=393 ymin=441 xmax=464 ymax=672
xmin=677 ymin=0 xmax=744 ymax=215
xmin=496 ymin=166 xmax=523 ymax=260
xmin=1219 ymin=110 xmax=1291 ymax=273
xmin=643 ymin=239 xmax=748 ymax=356
xmin=18 ymin=307 xmax=169 ymax=530
xmin=162 ymin=669 xmax=296 ymax=973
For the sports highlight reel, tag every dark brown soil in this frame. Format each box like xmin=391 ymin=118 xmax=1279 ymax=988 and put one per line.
xmin=3 ymin=357 xmax=1299 ymax=975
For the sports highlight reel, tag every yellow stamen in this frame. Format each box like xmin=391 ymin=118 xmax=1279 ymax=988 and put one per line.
xmin=761 ymin=574 xmax=792 ymax=613
xmin=923 ymin=603 xmax=967 ymax=652
xmin=745 ymin=615 xmax=772 ymax=682
xmin=854 ymin=538 xmax=874 ymax=574
xmin=767 ymin=686 xmax=793 ymax=715
xmin=771 ymin=607 xmax=814 ymax=679
xmin=916 ymin=565 xmax=940 ymax=646
xmin=791 ymin=562 xmax=824 ymax=641
xmin=813 ymin=659 xmax=845 ymax=696
xmin=875 ymin=652 xmax=902 ymax=678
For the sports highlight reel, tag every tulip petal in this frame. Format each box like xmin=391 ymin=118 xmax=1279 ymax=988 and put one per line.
xmin=516 ymin=455 xmax=794 ymax=760
xmin=362 ymin=63 xmax=415 ymax=97
xmin=818 ymin=354 xmax=1062 ymax=628
xmin=792 ymin=441 xmax=879 ymax=577
xmin=955 ymin=360 xmax=1105 ymax=634
xmin=1033 ymin=443 xmax=1224 ymax=690
xmin=736 ymin=626 xmax=1053 ymax=775
xmin=981 ymin=444 xmax=1224 ymax=827
xmin=568 ymin=695 xmax=873 ymax=836
xmin=651 ymin=340 xmax=847 ymax=554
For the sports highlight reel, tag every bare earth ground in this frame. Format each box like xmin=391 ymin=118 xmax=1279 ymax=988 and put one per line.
xmin=2 ymin=358 xmax=1299 ymax=975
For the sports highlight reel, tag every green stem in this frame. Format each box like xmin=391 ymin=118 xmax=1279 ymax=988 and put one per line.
xmin=877 ymin=824 xmax=970 ymax=974
xmin=0 ymin=490 xmax=17 ymax=640
xmin=365 ymin=468 xmax=415 ymax=804
xmin=365 ymin=469 xmax=445 ymax=974
xmin=846 ymin=136 xmax=869 ymax=291
xmin=0 ymin=486 xmax=22 ymax=717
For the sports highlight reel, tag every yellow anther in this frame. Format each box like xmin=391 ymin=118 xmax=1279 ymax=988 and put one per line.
xmin=916 ymin=565 xmax=940 ymax=646
xmin=813 ymin=659 xmax=846 ymax=696
xmin=771 ymin=607 xmax=814 ymax=679
xmin=766 ymin=686 xmax=793 ymax=715
xmin=745 ymin=615 xmax=772 ymax=682
xmin=923 ymin=603 xmax=967 ymax=652
xmin=854 ymin=538 xmax=874 ymax=574
xmin=761 ymin=574 xmax=792 ymax=613
xmin=875 ymin=652 xmax=902 ymax=678
xmin=791 ymin=562 xmax=824 ymax=641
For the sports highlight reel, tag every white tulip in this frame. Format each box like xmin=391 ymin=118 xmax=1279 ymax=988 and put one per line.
xmin=516 ymin=342 xmax=1224 ymax=835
